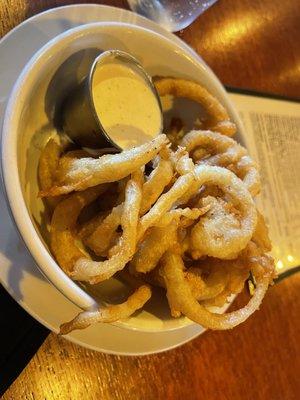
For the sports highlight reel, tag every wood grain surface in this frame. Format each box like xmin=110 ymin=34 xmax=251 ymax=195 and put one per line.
xmin=1 ymin=1 xmax=300 ymax=399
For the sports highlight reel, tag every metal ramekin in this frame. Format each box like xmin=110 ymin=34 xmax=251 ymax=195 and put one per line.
xmin=62 ymin=50 xmax=163 ymax=149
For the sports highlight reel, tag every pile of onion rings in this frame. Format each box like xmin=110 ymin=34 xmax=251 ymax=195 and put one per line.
xmin=38 ymin=78 xmax=275 ymax=334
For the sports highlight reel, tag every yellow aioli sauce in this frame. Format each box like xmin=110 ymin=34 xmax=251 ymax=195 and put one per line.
xmin=92 ymin=62 xmax=162 ymax=149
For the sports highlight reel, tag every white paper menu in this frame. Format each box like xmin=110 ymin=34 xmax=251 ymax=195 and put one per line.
xmin=229 ymin=92 xmax=300 ymax=273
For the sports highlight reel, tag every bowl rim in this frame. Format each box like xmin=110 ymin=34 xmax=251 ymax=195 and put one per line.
xmin=1 ymin=21 xmax=245 ymax=332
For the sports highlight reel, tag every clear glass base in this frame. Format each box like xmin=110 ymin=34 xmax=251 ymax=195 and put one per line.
xmin=128 ymin=0 xmax=218 ymax=32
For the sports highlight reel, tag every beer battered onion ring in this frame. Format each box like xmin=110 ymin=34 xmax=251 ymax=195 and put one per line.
xmin=72 ymin=170 xmax=143 ymax=284
xmin=252 ymin=211 xmax=272 ymax=252
xmin=180 ymin=130 xmax=246 ymax=166
xmin=140 ymin=156 xmax=173 ymax=215
xmin=185 ymin=266 xmax=228 ymax=302
xmin=190 ymin=196 xmax=249 ymax=260
xmin=130 ymin=206 xmax=209 ymax=275
xmin=77 ymin=212 xmax=107 ymax=241
xmin=60 ymin=284 xmax=151 ymax=334
xmin=155 ymin=78 xmax=236 ymax=136
xmin=145 ymin=263 xmax=227 ymax=303
xmin=82 ymin=156 xmax=173 ymax=256
xmin=140 ymin=165 xmax=257 ymax=254
xmin=200 ymin=257 xmax=251 ymax=307
xmin=181 ymin=131 xmax=259 ymax=197
xmin=161 ymin=251 xmax=272 ymax=330
xmin=50 ymin=184 xmax=109 ymax=275
xmin=144 ymin=260 xmax=242 ymax=311
xmin=137 ymin=172 xmax=197 ymax=240
xmin=84 ymin=205 xmax=122 ymax=257
xmin=40 ymin=134 xmax=167 ymax=197
xmin=229 ymin=155 xmax=261 ymax=197
xmin=153 ymin=206 xmax=209 ymax=228
xmin=130 ymin=220 xmax=179 ymax=274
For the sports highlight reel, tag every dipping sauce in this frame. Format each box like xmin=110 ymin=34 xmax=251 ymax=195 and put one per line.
xmin=91 ymin=62 xmax=162 ymax=149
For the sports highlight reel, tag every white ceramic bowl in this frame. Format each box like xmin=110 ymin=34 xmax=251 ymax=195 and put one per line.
xmin=1 ymin=22 xmax=245 ymax=332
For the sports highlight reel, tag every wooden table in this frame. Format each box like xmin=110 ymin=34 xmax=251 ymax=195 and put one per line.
xmin=1 ymin=1 xmax=300 ymax=399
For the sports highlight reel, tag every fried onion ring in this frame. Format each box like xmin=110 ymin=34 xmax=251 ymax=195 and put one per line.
xmin=72 ymin=170 xmax=143 ymax=283
xmin=140 ymin=156 xmax=173 ymax=215
xmin=155 ymin=78 xmax=236 ymax=136
xmin=180 ymin=130 xmax=246 ymax=166
xmin=140 ymin=164 xmax=256 ymax=246
xmin=185 ymin=266 xmax=228 ymax=302
xmin=138 ymin=172 xmax=197 ymax=239
xmin=252 ymin=210 xmax=272 ymax=252
xmin=200 ymin=258 xmax=251 ymax=307
xmin=190 ymin=167 xmax=257 ymax=258
xmin=84 ymin=205 xmax=122 ymax=257
xmin=229 ymin=155 xmax=261 ymax=197
xmin=60 ymin=284 xmax=151 ymax=334
xmin=130 ymin=220 xmax=179 ymax=274
xmin=40 ymin=134 xmax=167 ymax=197
xmin=161 ymin=251 xmax=272 ymax=330
xmin=190 ymin=196 xmax=245 ymax=259
xmin=77 ymin=212 xmax=107 ymax=241
xmin=153 ymin=206 xmax=209 ymax=228
xmin=50 ymin=184 xmax=109 ymax=275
